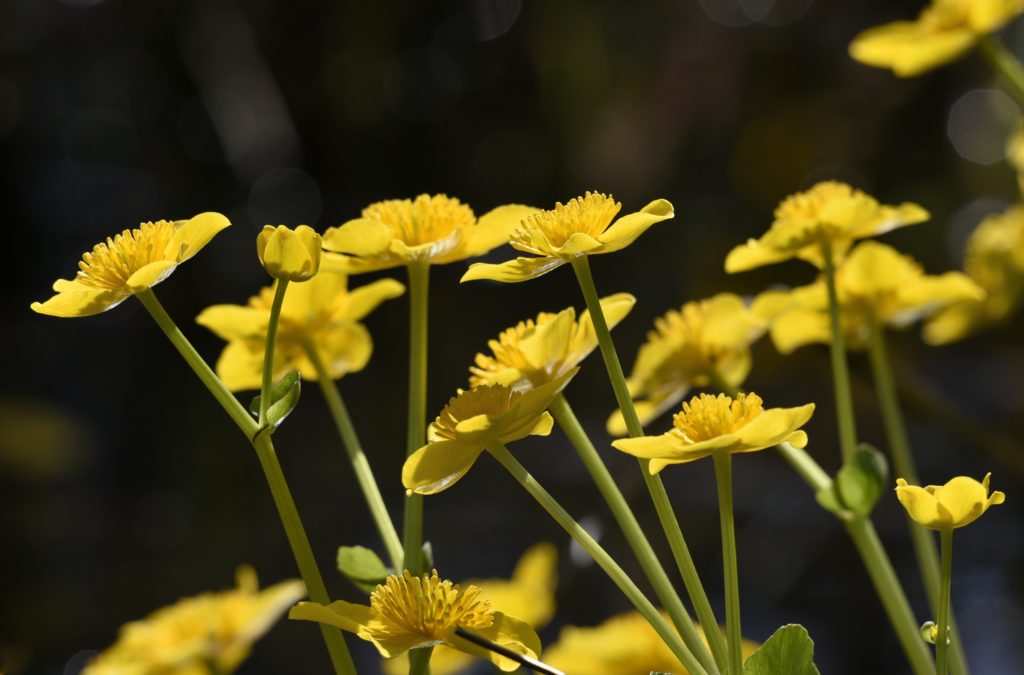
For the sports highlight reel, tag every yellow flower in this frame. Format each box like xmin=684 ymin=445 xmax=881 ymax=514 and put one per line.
xmin=321 ymin=194 xmax=538 ymax=273
xmin=895 ymin=473 xmax=1005 ymax=530
xmin=196 ymin=258 xmax=404 ymax=391
xmin=613 ymin=393 xmax=814 ymax=474
xmin=382 ymin=543 xmax=558 ymax=675
xmin=725 ymin=181 xmax=929 ymax=273
xmin=849 ymin=0 xmax=1024 ymax=77
xmin=256 ymin=224 xmax=322 ymax=282
xmin=84 ymin=567 xmax=304 ymax=675
xmin=462 ymin=192 xmax=674 ymax=283
xmin=607 ymin=294 xmax=768 ymax=437
xmin=402 ymin=371 xmax=576 ymax=494
xmin=470 ymin=294 xmax=635 ymax=390
xmin=290 ymin=570 xmax=542 ymax=672
xmin=31 ymin=213 xmax=230 ymax=318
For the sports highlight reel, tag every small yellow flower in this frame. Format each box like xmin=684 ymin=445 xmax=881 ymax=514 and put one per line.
xmin=462 ymin=192 xmax=674 ymax=283
xmin=849 ymin=0 xmax=1024 ymax=77
xmin=403 ymin=371 xmax=576 ymax=494
xmin=321 ymin=194 xmax=538 ymax=273
xmin=31 ymin=213 xmax=230 ymax=317
xmin=290 ymin=570 xmax=542 ymax=672
xmin=895 ymin=473 xmax=1005 ymax=530
xmin=197 ymin=258 xmax=404 ymax=391
xmin=613 ymin=393 xmax=814 ymax=474
xmin=84 ymin=567 xmax=304 ymax=675
xmin=725 ymin=181 xmax=928 ymax=273
xmin=470 ymin=294 xmax=635 ymax=390
xmin=256 ymin=224 xmax=322 ymax=282
xmin=607 ymin=294 xmax=768 ymax=437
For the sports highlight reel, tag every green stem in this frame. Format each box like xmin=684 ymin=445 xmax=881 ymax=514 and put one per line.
xmin=937 ymin=529 xmax=954 ymax=675
xmin=403 ymin=262 xmax=430 ymax=575
xmin=486 ymin=442 xmax=708 ymax=675
xmin=409 ymin=646 xmax=433 ymax=675
xmin=712 ymin=454 xmax=742 ymax=675
xmin=303 ymin=339 xmax=404 ymax=570
xmin=821 ymin=243 xmax=858 ymax=462
xmin=550 ymin=394 xmax=728 ymax=671
xmin=259 ymin=279 xmax=290 ymax=427
xmin=977 ymin=35 xmax=1024 ymax=107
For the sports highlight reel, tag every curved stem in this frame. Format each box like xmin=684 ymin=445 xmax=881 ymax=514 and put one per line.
xmin=821 ymin=242 xmax=858 ymax=462
xmin=259 ymin=280 xmax=290 ymax=427
xmin=486 ymin=442 xmax=708 ymax=675
xmin=403 ymin=262 xmax=430 ymax=575
xmin=937 ymin=529 xmax=954 ymax=675
xmin=978 ymin=35 xmax=1024 ymax=107
xmin=712 ymin=454 xmax=742 ymax=675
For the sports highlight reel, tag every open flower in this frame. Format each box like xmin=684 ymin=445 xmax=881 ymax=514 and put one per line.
xmin=470 ymin=294 xmax=635 ymax=390
xmin=290 ymin=570 xmax=542 ymax=672
xmin=462 ymin=192 xmax=674 ymax=283
xmin=725 ymin=182 xmax=928 ymax=273
xmin=31 ymin=212 xmax=230 ymax=317
xmin=895 ymin=473 xmax=1005 ymax=530
xmin=197 ymin=258 xmax=404 ymax=391
xmin=402 ymin=371 xmax=576 ymax=495
xmin=321 ymin=194 xmax=537 ymax=273
xmin=607 ymin=294 xmax=768 ymax=437
xmin=256 ymin=224 xmax=322 ymax=282
xmin=849 ymin=0 xmax=1024 ymax=77
xmin=84 ymin=567 xmax=304 ymax=675
xmin=613 ymin=393 xmax=814 ymax=474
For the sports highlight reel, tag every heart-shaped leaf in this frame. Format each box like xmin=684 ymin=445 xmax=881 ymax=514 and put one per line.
xmin=742 ymin=624 xmax=819 ymax=675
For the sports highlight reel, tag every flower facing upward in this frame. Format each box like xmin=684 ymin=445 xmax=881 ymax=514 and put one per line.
xmin=607 ymin=294 xmax=768 ymax=437
xmin=290 ymin=570 xmax=542 ymax=671
xmin=256 ymin=225 xmax=322 ymax=281
xmin=725 ymin=182 xmax=929 ymax=273
xmin=895 ymin=473 xmax=1005 ymax=530
xmin=31 ymin=212 xmax=230 ymax=317
xmin=321 ymin=194 xmax=538 ymax=273
xmin=470 ymin=294 xmax=635 ymax=390
xmin=462 ymin=192 xmax=674 ymax=283
xmin=849 ymin=0 xmax=1024 ymax=77
xmin=402 ymin=371 xmax=576 ymax=495
xmin=613 ymin=393 xmax=814 ymax=474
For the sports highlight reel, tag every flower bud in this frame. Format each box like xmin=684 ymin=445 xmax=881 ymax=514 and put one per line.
xmin=257 ymin=225 xmax=322 ymax=281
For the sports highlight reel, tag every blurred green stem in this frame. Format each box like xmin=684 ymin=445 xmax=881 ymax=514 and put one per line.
xmin=978 ymin=35 xmax=1024 ymax=107
xmin=937 ymin=529 xmax=954 ymax=675
xmin=404 ymin=262 xmax=430 ymax=575
xmin=259 ymin=279 xmax=289 ymax=427
xmin=712 ymin=453 xmax=742 ymax=675
xmin=822 ymin=242 xmax=858 ymax=462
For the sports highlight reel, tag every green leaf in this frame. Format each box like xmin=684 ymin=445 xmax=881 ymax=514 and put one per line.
xmin=337 ymin=546 xmax=390 ymax=594
xmin=814 ymin=484 xmax=851 ymax=520
xmin=249 ymin=371 xmax=301 ymax=431
xmin=742 ymin=624 xmax=819 ymax=675
xmin=835 ymin=443 xmax=889 ymax=516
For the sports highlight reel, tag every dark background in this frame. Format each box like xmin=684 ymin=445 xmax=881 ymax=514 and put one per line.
xmin=3 ymin=0 xmax=1023 ymax=673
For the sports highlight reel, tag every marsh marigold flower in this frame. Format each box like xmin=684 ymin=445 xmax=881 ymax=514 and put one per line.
xmin=197 ymin=258 xmax=404 ymax=391
xmin=849 ymin=0 xmax=1024 ymax=77
xmin=31 ymin=212 xmax=230 ymax=317
xmin=895 ymin=473 xmax=1005 ymax=530
xmin=462 ymin=192 xmax=674 ymax=283
xmin=290 ymin=570 xmax=542 ymax=671
xmin=256 ymin=224 xmax=322 ymax=281
xmin=321 ymin=194 xmax=537 ymax=273
xmin=84 ymin=567 xmax=303 ymax=675
xmin=613 ymin=393 xmax=814 ymax=474
xmin=725 ymin=182 xmax=928 ymax=273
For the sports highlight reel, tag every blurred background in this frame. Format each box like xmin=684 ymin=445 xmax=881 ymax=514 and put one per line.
xmin=3 ymin=0 xmax=1024 ymax=673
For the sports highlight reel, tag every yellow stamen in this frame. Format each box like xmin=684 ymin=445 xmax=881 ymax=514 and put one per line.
xmin=362 ymin=194 xmax=475 ymax=246
xmin=432 ymin=386 xmax=519 ymax=439
xmin=469 ymin=312 xmax=561 ymax=386
xmin=774 ymin=181 xmax=860 ymax=222
xmin=76 ymin=221 xmax=177 ymax=289
xmin=512 ymin=192 xmax=621 ymax=249
xmin=371 ymin=571 xmax=493 ymax=640
xmin=672 ymin=393 xmax=764 ymax=441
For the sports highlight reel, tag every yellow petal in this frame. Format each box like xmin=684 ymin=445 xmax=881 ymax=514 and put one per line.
xmin=289 ymin=600 xmax=373 ymax=635
xmin=402 ymin=440 xmax=485 ymax=495
xmin=549 ymin=232 xmax=602 ymax=256
xmin=573 ymin=293 xmax=636 ymax=359
xmin=461 ymin=256 xmax=568 ymax=283
xmin=922 ymin=301 xmax=987 ymax=345
xmin=968 ymin=0 xmax=1024 ymax=33
xmin=526 ymin=411 xmax=554 ymax=437
xmin=733 ymin=404 xmax=816 ymax=453
xmin=769 ymin=307 xmax=831 ymax=354
xmin=30 ymin=279 xmax=127 ymax=317
xmin=338 ymin=278 xmax=406 ymax=321
xmin=596 ymin=198 xmax=674 ymax=254
xmin=890 ymin=272 xmax=986 ymax=326
xmin=849 ymin=21 xmax=977 ymax=77
xmin=303 ymin=323 xmax=374 ymax=380
xmin=517 ymin=308 xmax=575 ymax=370
xmin=323 ymin=218 xmax=394 ymax=256
xmin=126 ymin=260 xmax=178 ymax=292
xmin=168 ymin=212 xmax=232 ymax=263
xmin=725 ymin=239 xmax=793 ymax=273
xmin=215 ymin=341 xmax=265 ymax=392
xmin=257 ymin=225 xmax=322 ymax=282
xmin=465 ymin=204 xmax=540 ymax=256
xmin=512 ymin=542 xmax=559 ymax=593
xmin=612 ymin=432 xmax=689 ymax=460
xmin=895 ymin=478 xmax=948 ymax=529
xmin=448 ymin=612 xmax=542 ymax=672
xmin=933 ymin=475 xmax=993 ymax=528
xmin=196 ymin=305 xmax=270 ymax=341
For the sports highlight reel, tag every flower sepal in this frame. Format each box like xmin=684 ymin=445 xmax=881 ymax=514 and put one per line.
xmin=337 ymin=545 xmax=392 ymax=594
xmin=248 ymin=370 xmax=301 ymax=432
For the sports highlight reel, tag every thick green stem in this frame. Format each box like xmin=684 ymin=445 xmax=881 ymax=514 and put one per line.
xmin=487 ymin=442 xmax=708 ymax=675
xmin=978 ymin=35 xmax=1024 ymax=107
xmin=822 ymin=243 xmax=858 ymax=462
xmin=550 ymin=394 xmax=728 ymax=671
xmin=937 ymin=529 xmax=954 ymax=675
xmin=409 ymin=647 xmax=433 ymax=675
xmin=712 ymin=454 xmax=742 ymax=675
xmin=259 ymin=280 xmax=290 ymax=427
xmin=303 ymin=340 xmax=404 ymax=570
xmin=403 ymin=262 xmax=430 ymax=575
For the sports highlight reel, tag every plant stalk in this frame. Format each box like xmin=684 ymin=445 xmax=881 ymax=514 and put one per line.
xmin=821 ymin=242 xmax=858 ymax=462
xmin=712 ymin=453 xmax=743 ymax=675
xmin=259 ymin=279 xmax=290 ymax=427
xmin=403 ymin=261 xmax=430 ymax=575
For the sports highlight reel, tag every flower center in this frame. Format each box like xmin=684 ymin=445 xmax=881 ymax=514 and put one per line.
xmin=371 ymin=571 xmax=494 ymax=640
xmin=672 ymin=393 xmax=764 ymax=441
xmin=432 ymin=386 xmax=519 ymax=440
xmin=773 ymin=181 xmax=860 ymax=223
xmin=512 ymin=192 xmax=621 ymax=249
xmin=469 ymin=312 xmax=564 ymax=387
xmin=362 ymin=194 xmax=475 ymax=247
xmin=76 ymin=221 xmax=177 ymax=290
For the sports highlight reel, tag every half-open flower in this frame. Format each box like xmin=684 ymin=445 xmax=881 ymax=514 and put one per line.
xmin=403 ymin=371 xmax=576 ymax=495
xmin=256 ymin=224 xmax=322 ymax=282
xmin=895 ymin=473 xmax=1005 ymax=530
xmin=613 ymin=393 xmax=814 ymax=474
xmin=290 ymin=570 xmax=542 ymax=672
xmin=31 ymin=212 xmax=230 ymax=317
xmin=462 ymin=192 xmax=674 ymax=283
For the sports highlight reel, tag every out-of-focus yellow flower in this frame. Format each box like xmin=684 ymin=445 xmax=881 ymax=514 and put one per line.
xmin=545 ymin=611 xmax=758 ymax=675
xmin=197 ymin=258 xmax=404 ymax=391
xmin=613 ymin=393 xmax=814 ymax=474
xmin=462 ymin=192 xmax=674 ymax=283
xmin=607 ymin=294 xmax=768 ymax=437
xmin=470 ymin=294 xmax=635 ymax=390
xmin=84 ymin=567 xmax=304 ymax=675
xmin=725 ymin=182 xmax=928 ymax=273
xmin=31 ymin=213 xmax=230 ymax=318
xmin=383 ymin=543 xmax=558 ymax=675
xmin=403 ymin=371 xmax=575 ymax=494
xmin=256 ymin=225 xmax=322 ymax=282
xmin=895 ymin=473 xmax=1005 ymax=530
xmin=925 ymin=205 xmax=1024 ymax=344
xmin=321 ymin=194 xmax=537 ymax=273
xmin=849 ymin=0 xmax=1024 ymax=77
xmin=290 ymin=570 xmax=541 ymax=672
